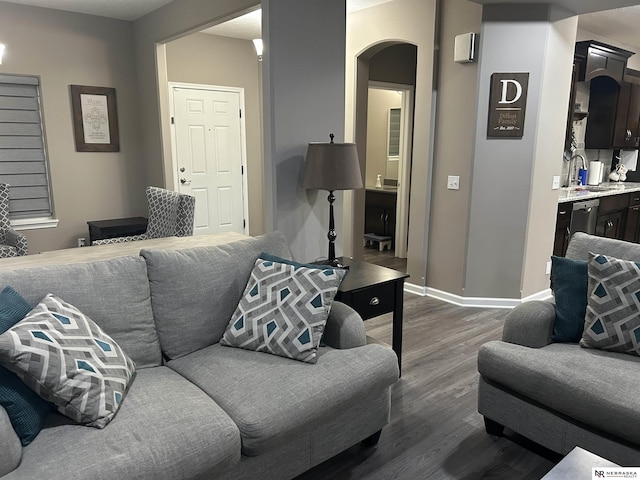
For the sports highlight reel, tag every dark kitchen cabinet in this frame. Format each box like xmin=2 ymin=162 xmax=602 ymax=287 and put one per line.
xmin=553 ymin=204 xmax=572 ymax=257
xmin=596 ymin=211 xmax=625 ymax=239
xmin=624 ymin=193 xmax=640 ymax=243
xmin=575 ymin=40 xmax=633 ymax=83
xmin=595 ymin=194 xmax=629 ymax=240
xmin=612 ymin=81 xmax=640 ymax=149
xmin=585 ymin=77 xmax=640 ymax=150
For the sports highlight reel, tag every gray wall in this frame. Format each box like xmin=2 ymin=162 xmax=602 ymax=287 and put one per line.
xmin=262 ymin=0 xmax=347 ymax=262
xmin=0 ymin=2 xmax=144 ymax=253
xmin=369 ymin=44 xmax=418 ymax=85
xmin=465 ymin=4 xmax=576 ymax=299
xmin=165 ymin=33 xmax=265 ymax=235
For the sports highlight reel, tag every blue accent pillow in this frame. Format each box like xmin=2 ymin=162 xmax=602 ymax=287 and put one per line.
xmin=0 ymin=286 xmax=52 ymax=446
xmin=551 ymin=256 xmax=588 ymax=342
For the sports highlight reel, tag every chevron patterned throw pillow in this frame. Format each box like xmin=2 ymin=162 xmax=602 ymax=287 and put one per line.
xmin=0 ymin=294 xmax=136 ymax=428
xmin=581 ymin=253 xmax=640 ymax=356
xmin=221 ymin=253 xmax=347 ymax=363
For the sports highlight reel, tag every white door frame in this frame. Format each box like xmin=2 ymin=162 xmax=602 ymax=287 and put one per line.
xmin=168 ymin=82 xmax=250 ymax=234
xmin=368 ymin=81 xmax=414 ymax=258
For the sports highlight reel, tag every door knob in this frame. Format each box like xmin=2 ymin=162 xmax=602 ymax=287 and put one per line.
xmin=180 ymin=178 xmax=191 ymax=185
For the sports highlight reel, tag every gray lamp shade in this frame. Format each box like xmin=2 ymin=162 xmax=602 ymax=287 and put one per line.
xmin=301 ymin=142 xmax=363 ymax=191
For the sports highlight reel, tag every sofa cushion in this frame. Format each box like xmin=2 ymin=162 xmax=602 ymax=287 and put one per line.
xmin=167 ymin=342 xmax=399 ymax=456
xmin=0 ymin=294 xmax=136 ymax=428
xmin=478 ymin=341 xmax=640 ymax=446
xmin=142 ymin=232 xmax=293 ymax=360
xmin=0 ymin=286 xmax=52 ymax=446
xmin=0 ymin=407 xmax=21 ymax=477
xmin=0 ymin=256 xmax=161 ymax=368
xmin=220 ymin=254 xmax=346 ymax=363
xmin=4 ymin=367 xmax=240 ymax=480
xmin=580 ymin=253 xmax=640 ymax=356
xmin=550 ymin=256 xmax=588 ymax=343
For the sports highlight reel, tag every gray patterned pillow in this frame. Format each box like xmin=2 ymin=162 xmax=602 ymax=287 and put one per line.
xmin=220 ymin=254 xmax=346 ymax=363
xmin=0 ymin=294 xmax=136 ymax=428
xmin=580 ymin=253 xmax=640 ymax=356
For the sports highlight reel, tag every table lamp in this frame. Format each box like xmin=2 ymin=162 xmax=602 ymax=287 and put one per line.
xmin=301 ymin=133 xmax=363 ymax=267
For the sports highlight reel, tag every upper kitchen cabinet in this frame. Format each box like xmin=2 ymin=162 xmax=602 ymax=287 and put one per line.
xmin=612 ymin=77 xmax=640 ymax=149
xmin=575 ymin=40 xmax=633 ymax=83
xmin=585 ymin=73 xmax=640 ymax=150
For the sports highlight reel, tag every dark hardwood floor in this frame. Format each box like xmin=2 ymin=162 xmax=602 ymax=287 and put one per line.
xmin=362 ymin=246 xmax=408 ymax=273
xmin=295 ymin=294 xmax=561 ymax=480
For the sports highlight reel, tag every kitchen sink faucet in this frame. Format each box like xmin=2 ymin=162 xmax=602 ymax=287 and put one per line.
xmin=564 ymin=153 xmax=586 ymax=187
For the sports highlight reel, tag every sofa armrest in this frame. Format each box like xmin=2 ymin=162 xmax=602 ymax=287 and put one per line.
xmin=0 ymin=406 xmax=22 ymax=476
xmin=502 ymin=300 xmax=555 ymax=348
xmin=323 ymin=301 xmax=367 ymax=349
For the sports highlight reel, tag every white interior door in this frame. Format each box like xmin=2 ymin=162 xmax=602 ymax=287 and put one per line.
xmin=172 ymin=85 xmax=246 ymax=235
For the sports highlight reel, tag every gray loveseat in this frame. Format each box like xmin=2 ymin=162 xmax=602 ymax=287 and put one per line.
xmin=0 ymin=231 xmax=399 ymax=479
xmin=477 ymin=232 xmax=640 ymax=466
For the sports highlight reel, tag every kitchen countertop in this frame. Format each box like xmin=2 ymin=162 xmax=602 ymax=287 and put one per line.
xmin=558 ymin=182 xmax=640 ymax=203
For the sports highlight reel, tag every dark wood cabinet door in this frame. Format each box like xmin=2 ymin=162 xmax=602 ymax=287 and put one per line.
xmin=364 ymin=190 xmax=397 ymax=237
xmin=596 ymin=211 xmax=625 ymax=239
xmin=624 ymin=206 xmax=640 ymax=243
xmin=612 ymin=82 xmax=640 ymax=149
xmin=553 ymin=205 xmax=572 ymax=257
xmin=585 ymin=76 xmax=619 ymax=149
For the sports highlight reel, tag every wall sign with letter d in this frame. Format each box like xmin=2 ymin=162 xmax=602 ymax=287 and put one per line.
xmin=487 ymin=72 xmax=529 ymax=138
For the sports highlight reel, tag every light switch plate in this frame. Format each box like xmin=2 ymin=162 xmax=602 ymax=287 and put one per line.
xmin=447 ymin=175 xmax=460 ymax=190
xmin=552 ymin=175 xmax=561 ymax=190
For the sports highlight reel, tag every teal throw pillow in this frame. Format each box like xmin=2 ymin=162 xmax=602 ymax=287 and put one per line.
xmin=551 ymin=256 xmax=588 ymax=343
xmin=0 ymin=294 xmax=136 ymax=428
xmin=220 ymin=253 xmax=347 ymax=363
xmin=0 ymin=286 xmax=53 ymax=446
xmin=580 ymin=254 xmax=640 ymax=356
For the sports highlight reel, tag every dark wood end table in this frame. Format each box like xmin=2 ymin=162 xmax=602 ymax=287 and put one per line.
xmin=334 ymin=258 xmax=409 ymax=375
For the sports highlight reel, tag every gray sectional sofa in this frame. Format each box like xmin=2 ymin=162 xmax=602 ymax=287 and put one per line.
xmin=478 ymin=232 xmax=640 ymax=466
xmin=0 ymin=232 xmax=399 ymax=479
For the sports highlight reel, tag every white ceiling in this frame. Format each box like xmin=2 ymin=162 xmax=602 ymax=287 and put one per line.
xmin=0 ymin=0 xmax=173 ymax=21
xmin=201 ymin=0 xmax=395 ymax=40
xmin=578 ymin=6 xmax=640 ymax=50
xmin=1 ymin=0 xmax=640 ymax=51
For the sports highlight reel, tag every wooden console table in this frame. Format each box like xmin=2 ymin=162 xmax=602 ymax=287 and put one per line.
xmin=334 ymin=258 xmax=408 ymax=375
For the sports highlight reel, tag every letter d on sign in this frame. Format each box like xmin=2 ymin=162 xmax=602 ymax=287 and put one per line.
xmin=487 ymin=72 xmax=529 ymax=138
xmin=499 ymin=79 xmax=522 ymax=104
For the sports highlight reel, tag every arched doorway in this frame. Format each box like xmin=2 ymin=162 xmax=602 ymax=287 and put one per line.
xmin=351 ymin=42 xmax=417 ymax=270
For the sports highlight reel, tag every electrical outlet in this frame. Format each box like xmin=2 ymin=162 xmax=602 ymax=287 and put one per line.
xmin=447 ymin=175 xmax=460 ymax=190
xmin=552 ymin=175 xmax=561 ymax=190
xmin=77 ymin=237 xmax=86 ymax=248
xmin=545 ymin=261 xmax=552 ymax=275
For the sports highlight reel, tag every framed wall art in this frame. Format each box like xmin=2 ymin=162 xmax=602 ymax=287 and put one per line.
xmin=70 ymin=85 xmax=120 ymax=152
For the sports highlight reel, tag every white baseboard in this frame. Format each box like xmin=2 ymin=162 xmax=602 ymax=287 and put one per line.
xmin=404 ymin=282 xmax=552 ymax=309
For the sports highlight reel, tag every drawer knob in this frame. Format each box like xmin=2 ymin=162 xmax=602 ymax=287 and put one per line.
xmin=369 ymin=297 xmax=380 ymax=306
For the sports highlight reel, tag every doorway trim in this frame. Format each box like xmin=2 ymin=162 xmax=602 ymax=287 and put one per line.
xmin=368 ymin=81 xmax=414 ymax=258
xmin=168 ymin=81 xmax=250 ymax=234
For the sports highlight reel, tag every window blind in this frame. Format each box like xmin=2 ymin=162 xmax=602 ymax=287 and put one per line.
xmin=388 ymin=108 xmax=401 ymax=158
xmin=0 ymin=74 xmax=53 ymax=219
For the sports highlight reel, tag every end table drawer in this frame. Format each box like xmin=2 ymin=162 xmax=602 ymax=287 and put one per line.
xmin=344 ymin=283 xmax=395 ymax=320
